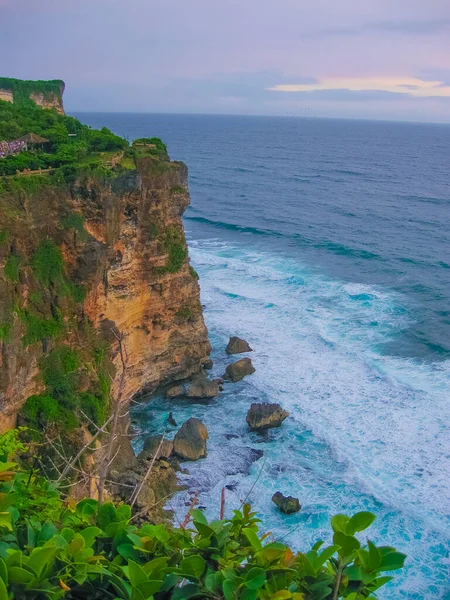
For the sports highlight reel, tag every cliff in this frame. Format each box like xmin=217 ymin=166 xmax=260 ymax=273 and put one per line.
xmin=0 ymin=159 xmax=211 ymax=432
xmin=0 ymin=78 xmax=65 ymax=114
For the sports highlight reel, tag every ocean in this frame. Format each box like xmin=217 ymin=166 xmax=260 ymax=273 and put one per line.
xmin=75 ymin=113 xmax=450 ymax=599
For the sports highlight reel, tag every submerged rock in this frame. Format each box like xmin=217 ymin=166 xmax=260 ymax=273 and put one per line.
xmin=225 ymin=358 xmax=255 ymax=382
xmin=168 ymin=412 xmax=178 ymax=427
xmin=173 ymin=417 xmax=209 ymax=460
xmin=140 ymin=435 xmax=173 ymax=460
xmin=246 ymin=403 xmax=289 ymax=430
xmin=272 ymin=491 xmax=301 ymax=514
xmin=203 ymin=359 xmax=214 ymax=370
xmin=226 ymin=336 xmax=253 ymax=355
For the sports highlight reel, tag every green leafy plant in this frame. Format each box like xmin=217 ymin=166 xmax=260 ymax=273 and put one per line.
xmin=0 ymin=444 xmax=406 ymax=600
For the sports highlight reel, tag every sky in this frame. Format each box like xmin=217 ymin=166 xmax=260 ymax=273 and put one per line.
xmin=1 ymin=0 xmax=450 ymax=122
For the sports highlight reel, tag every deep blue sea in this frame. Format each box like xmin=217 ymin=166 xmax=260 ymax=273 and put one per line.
xmin=76 ymin=113 xmax=450 ymax=599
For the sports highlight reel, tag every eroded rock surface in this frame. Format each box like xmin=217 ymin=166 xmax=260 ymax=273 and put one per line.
xmin=246 ymin=403 xmax=289 ymax=430
xmin=225 ymin=358 xmax=255 ymax=382
xmin=173 ymin=417 xmax=208 ymax=460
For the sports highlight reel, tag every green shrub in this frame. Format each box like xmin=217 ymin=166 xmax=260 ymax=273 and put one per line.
xmin=171 ymin=185 xmax=186 ymax=194
xmin=4 ymin=254 xmax=20 ymax=282
xmin=133 ymin=136 xmax=167 ymax=156
xmin=189 ymin=264 xmax=199 ymax=280
xmin=176 ymin=306 xmax=194 ymax=320
xmin=0 ymin=452 xmax=406 ymax=600
xmin=18 ymin=307 xmax=64 ymax=346
xmin=0 ymin=322 xmax=11 ymax=341
xmin=0 ymin=230 xmax=10 ymax=245
xmin=30 ymin=239 xmax=64 ymax=286
xmin=79 ymin=392 xmax=107 ymax=428
xmin=21 ymin=394 xmax=62 ymax=426
xmin=41 ymin=346 xmax=80 ymax=401
xmin=158 ymin=225 xmax=187 ymax=274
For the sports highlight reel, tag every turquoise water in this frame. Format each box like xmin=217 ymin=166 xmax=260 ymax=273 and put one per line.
xmin=77 ymin=114 xmax=450 ymax=598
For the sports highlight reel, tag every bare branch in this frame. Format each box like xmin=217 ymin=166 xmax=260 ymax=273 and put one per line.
xmin=97 ymin=330 xmax=128 ymax=504
xmin=57 ymin=414 xmax=114 ymax=482
xmin=129 ymin=434 xmax=166 ymax=508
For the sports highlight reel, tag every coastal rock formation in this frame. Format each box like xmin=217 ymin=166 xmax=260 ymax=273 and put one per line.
xmin=185 ymin=376 xmax=220 ymax=399
xmin=165 ymin=375 xmax=219 ymax=399
xmin=272 ymin=492 xmax=301 ymax=514
xmin=173 ymin=418 xmax=208 ymax=460
xmin=140 ymin=435 xmax=174 ymax=460
xmin=246 ymin=403 xmax=289 ymax=430
xmin=226 ymin=336 xmax=253 ymax=355
xmin=0 ymin=152 xmax=211 ymax=432
xmin=225 ymin=358 xmax=256 ymax=382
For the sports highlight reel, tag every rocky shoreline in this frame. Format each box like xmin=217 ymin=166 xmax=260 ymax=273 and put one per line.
xmin=122 ymin=335 xmax=295 ymax=523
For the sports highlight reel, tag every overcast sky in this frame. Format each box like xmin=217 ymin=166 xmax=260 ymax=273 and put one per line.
xmin=1 ymin=0 xmax=450 ymax=122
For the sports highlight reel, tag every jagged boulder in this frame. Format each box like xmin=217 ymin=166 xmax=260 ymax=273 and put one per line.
xmin=173 ymin=418 xmax=209 ymax=460
xmin=225 ymin=358 xmax=255 ymax=382
xmin=272 ymin=491 xmax=301 ymax=514
xmin=246 ymin=403 xmax=289 ymax=431
xmin=226 ymin=336 xmax=253 ymax=355
xmin=185 ymin=377 xmax=220 ymax=399
xmin=140 ymin=435 xmax=173 ymax=459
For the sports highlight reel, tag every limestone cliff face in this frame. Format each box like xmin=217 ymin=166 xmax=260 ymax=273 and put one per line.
xmin=0 ymin=158 xmax=211 ymax=432
xmin=0 ymin=79 xmax=65 ymax=114
xmin=29 ymin=90 xmax=65 ymax=114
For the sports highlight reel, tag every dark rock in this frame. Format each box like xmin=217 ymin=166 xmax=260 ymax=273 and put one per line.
xmin=168 ymin=412 xmax=178 ymax=427
xmin=224 ymin=358 xmax=255 ymax=382
xmin=173 ymin=417 xmax=209 ymax=460
xmin=225 ymin=433 xmax=240 ymax=440
xmin=226 ymin=336 xmax=253 ymax=355
xmin=165 ymin=384 xmax=184 ymax=399
xmin=225 ymin=481 xmax=239 ymax=491
xmin=249 ymin=448 xmax=264 ymax=461
xmin=141 ymin=435 xmax=173 ymax=459
xmin=185 ymin=376 xmax=219 ymax=399
xmin=203 ymin=359 xmax=214 ymax=370
xmin=246 ymin=403 xmax=289 ymax=431
xmin=272 ymin=491 xmax=301 ymax=514
xmin=109 ymin=438 xmax=138 ymax=472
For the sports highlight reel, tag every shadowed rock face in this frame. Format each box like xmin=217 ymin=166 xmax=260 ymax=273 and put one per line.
xmin=0 ymin=157 xmax=211 ymax=431
xmin=272 ymin=492 xmax=301 ymax=514
xmin=246 ymin=403 xmax=289 ymax=430
xmin=224 ymin=358 xmax=256 ymax=382
xmin=140 ymin=435 xmax=174 ymax=460
xmin=226 ymin=336 xmax=253 ymax=355
xmin=173 ymin=418 xmax=208 ymax=460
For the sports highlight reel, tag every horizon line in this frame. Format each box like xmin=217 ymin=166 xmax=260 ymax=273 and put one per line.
xmin=67 ymin=110 xmax=450 ymax=127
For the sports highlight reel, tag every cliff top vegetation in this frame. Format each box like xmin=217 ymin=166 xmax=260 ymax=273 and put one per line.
xmin=0 ymin=95 xmax=168 ymax=184
xmin=0 ymin=78 xmax=64 ymax=104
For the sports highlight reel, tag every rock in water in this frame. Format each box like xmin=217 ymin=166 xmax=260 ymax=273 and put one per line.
xmin=246 ymin=403 xmax=289 ymax=430
xmin=141 ymin=435 xmax=173 ymax=459
xmin=185 ymin=376 xmax=220 ymax=398
xmin=203 ymin=359 xmax=214 ymax=370
xmin=165 ymin=384 xmax=184 ymax=399
xmin=226 ymin=336 xmax=253 ymax=354
xmin=173 ymin=417 xmax=209 ymax=460
xmin=225 ymin=358 xmax=255 ymax=382
xmin=272 ymin=491 xmax=301 ymax=514
xmin=168 ymin=412 xmax=178 ymax=427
